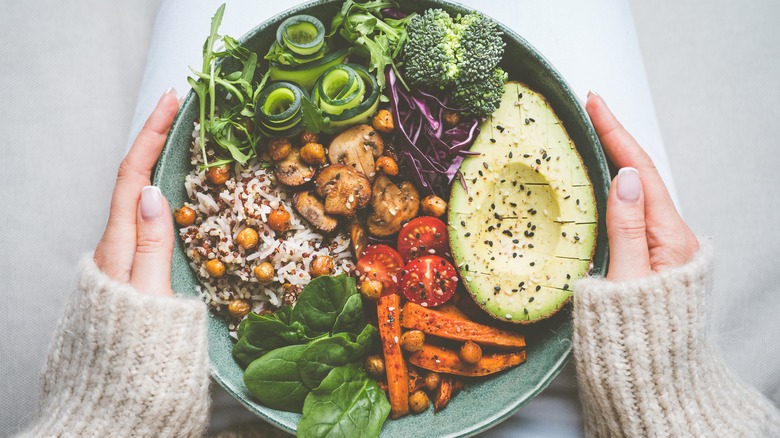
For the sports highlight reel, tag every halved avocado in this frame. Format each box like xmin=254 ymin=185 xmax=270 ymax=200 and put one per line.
xmin=448 ymin=81 xmax=597 ymax=324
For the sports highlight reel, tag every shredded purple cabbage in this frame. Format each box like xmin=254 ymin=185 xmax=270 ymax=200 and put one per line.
xmin=386 ymin=68 xmax=481 ymax=198
xmin=381 ymin=8 xmax=408 ymax=19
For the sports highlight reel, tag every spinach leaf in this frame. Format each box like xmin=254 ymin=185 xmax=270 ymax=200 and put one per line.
xmin=298 ymin=363 xmax=391 ymax=438
xmin=291 ymin=274 xmax=357 ymax=336
xmin=332 ymin=293 xmax=367 ymax=335
xmin=297 ymin=325 xmax=378 ymax=389
xmin=243 ymin=344 xmax=310 ymax=412
xmin=232 ymin=313 xmax=307 ymax=366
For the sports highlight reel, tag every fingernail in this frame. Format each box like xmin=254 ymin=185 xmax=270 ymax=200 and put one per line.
xmin=164 ymin=87 xmax=177 ymax=97
xmin=587 ymin=90 xmax=599 ymax=98
xmin=141 ymin=186 xmax=163 ymax=220
xmin=617 ymin=167 xmax=641 ymax=203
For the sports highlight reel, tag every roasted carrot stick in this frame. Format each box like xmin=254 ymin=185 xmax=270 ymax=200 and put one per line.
xmin=377 ymin=294 xmax=409 ymax=418
xmin=401 ymin=302 xmax=526 ymax=349
xmin=433 ymin=375 xmax=454 ymax=413
xmin=409 ymin=344 xmax=526 ymax=377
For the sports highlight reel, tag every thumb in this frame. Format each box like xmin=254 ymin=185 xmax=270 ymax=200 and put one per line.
xmin=130 ymin=185 xmax=175 ymax=296
xmin=606 ymin=167 xmax=652 ymax=281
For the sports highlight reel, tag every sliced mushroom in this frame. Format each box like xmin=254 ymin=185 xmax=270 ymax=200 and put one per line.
xmin=275 ymin=147 xmax=316 ymax=187
xmin=349 ymin=218 xmax=368 ymax=258
xmin=314 ymin=164 xmax=371 ymax=217
xmin=366 ymin=174 xmax=420 ymax=237
xmin=292 ymin=191 xmax=339 ymax=234
xmin=328 ymin=124 xmax=384 ymax=181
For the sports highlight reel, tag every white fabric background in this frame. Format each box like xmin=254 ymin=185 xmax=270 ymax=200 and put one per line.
xmin=1 ymin=0 xmax=778 ymax=436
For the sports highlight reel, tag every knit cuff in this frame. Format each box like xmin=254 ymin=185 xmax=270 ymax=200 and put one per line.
xmin=27 ymin=254 xmax=211 ymax=437
xmin=572 ymin=241 xmax=780 ymax=436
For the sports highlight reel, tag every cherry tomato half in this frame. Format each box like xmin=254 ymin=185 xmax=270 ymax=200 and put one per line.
xmin=396 ymin=216 xmax=450 ymax=263
xmin=355 ymin=244 xmax=404 ymax=295
xmin=400 ymin=255 xmax=458 ymax=307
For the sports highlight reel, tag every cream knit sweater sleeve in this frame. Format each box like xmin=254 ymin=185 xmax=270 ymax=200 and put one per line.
xmin=573 ymin=242 xmax=780 ymax=437
xmin=19 ymin=255 xmax=211 ymax=437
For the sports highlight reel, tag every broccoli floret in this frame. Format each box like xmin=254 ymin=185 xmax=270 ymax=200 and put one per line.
xmin=451 ymin=68 xmax=508 ymax=117
xmin=454 ymin=13 xmax=505 ymax=82
xmin=402 ymin=9 xmax=507 ymax=116
xmin=403 ymin=9 xmax=459 ymax=89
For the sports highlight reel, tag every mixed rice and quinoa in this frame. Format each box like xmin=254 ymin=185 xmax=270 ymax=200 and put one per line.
xmin=178 ymin=123 xmax=354 ymax=331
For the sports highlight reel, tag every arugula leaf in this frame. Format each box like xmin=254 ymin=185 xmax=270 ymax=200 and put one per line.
xmin=300 ymin=97 xmax=332 ymax=134
xmin=298 ymin=363 xmax=391 ymax=438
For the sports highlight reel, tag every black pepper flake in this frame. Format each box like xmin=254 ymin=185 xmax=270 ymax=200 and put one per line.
xmin=536 ymin=285 xmax=541 ymax=291
xmin=490 ymin=138 xmax=496 ymax=143
xmin=434 ymin=233 xmax=442 ymax=239
xmin=369 ymin=131 xmax=375 ymax=136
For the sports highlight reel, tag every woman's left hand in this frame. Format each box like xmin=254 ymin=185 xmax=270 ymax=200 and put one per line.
xmin=93 ymin=89 xmax=180 ymax=296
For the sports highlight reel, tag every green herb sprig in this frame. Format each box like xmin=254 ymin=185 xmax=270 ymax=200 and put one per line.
xmin=187 ymin=4 xmax=269 ymax=167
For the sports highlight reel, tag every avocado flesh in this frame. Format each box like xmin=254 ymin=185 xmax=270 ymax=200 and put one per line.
xmin=448 ymin=82 xmax=597 ymax=323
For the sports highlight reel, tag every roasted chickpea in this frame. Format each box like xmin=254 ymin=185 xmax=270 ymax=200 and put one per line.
xmin=258 ymin=308 xmax=274 ymax=316
xmin=205 ymin=259 xmax=226 ymax=278
xmin=299 ymin=130 xmax=319 ymax=144
xmin=443 ymin=110 xmax=460 ymax=128
xmin=300 ymin=142 xmax=326 ymax=166
xmin=268 ymin=207 xmax=291 ymax=233
xmin=359 ymin=279 xmax=383 ymax=301
xmin=228 ymin=299 xmax=250 ymax=318
xmin=364 ymin=354 xmax=386 ymax=378
xmin=375 ymin=156 xmax=399 ymax=176
xmin=421 ymin=195 xmax=447 ymax=217
xmin=310 ymin=255 xmax=334 ymax=277
xmin=206 ymin=164 xmax=231 ymax=185
xmin=372 ymin=108 xmax=395 ymax=133
xmin=400 ymin=330 xmax=425 ymax=352
xmin=253 ymin=261 xmax=275 ymax=282
xmin=236 ymin=227 xmax=259 ymax=250
xmin=409 ymin=390 xmax=430 ymax=414
xmin=174 ymin=205 xmax=196 ymax=226
xmin=267 ymin=137 xmax=292 ymax=162
xmin=459 ymin=341 xmax=482 ymax=365
xmin=424 ymin=372 xmax=441 ymax=391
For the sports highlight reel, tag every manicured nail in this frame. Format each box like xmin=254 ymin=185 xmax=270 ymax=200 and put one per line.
xmin=587 ymin=90 xmax=599 ymax=98
xmin=164 ymin=87 xmax=177 ymax=97
xmin=617 ymin=167 xmax=641 ymax=203
xmin=141 ymin=186 xmax=163 ymax=220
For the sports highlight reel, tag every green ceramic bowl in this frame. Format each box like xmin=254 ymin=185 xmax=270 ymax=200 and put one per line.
xmin=154 ymin=0 xmax=609 ymax=436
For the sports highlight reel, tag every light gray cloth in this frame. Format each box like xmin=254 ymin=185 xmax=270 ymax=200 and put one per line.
xmin=0 ymin=0 xmax=778 ymax=436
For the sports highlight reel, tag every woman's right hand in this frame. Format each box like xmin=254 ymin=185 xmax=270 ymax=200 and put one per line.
xmin=586 ymin=92 xmax=700 ymax=281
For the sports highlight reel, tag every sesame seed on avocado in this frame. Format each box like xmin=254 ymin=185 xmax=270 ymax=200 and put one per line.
xmin=448 ymin=81 xmax=597 ymax=324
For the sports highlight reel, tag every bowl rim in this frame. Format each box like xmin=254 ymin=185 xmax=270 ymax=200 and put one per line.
xmin=155 ymin=0 xmax=608 ymax=436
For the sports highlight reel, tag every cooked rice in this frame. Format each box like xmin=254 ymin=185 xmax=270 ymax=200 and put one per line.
xmin=179 ymin=122 xmax=355 ymax=323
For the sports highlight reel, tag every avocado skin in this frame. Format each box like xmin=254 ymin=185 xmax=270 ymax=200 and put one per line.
xmin=448 ymin=81 xmax=597 ymax=324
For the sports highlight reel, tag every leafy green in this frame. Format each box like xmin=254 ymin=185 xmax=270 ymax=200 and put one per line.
xmin=332 ymin=293 xmax=367 ymax=335
xmin=329 ymin=0 xmax=415 ymax=89
xmin=232 ymin=312 xmax=307 ymax=366
xmin=290 ymin=274 xmax=358 ymax=337
xmin=300 ymin=96 xmax=332 ymax=134
xmin=189 ymin=4 xmax=271 ymax=166
xmin=297 ymin=325 xmax=378 ymax=389
xmin=243 ymin=344 xmax=310 ymax=412
xmin=298 ymin=363 xmax=391 ymax=438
